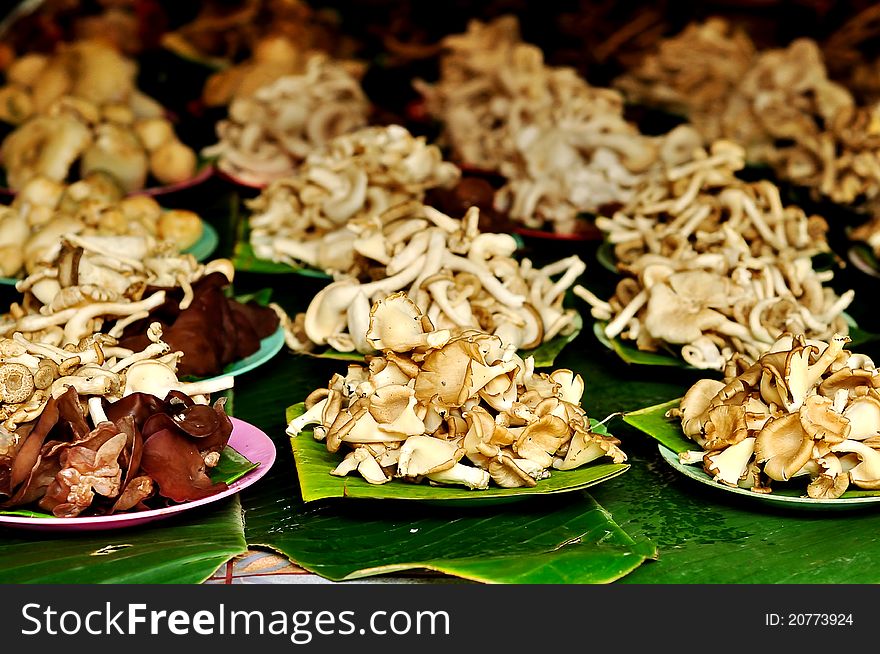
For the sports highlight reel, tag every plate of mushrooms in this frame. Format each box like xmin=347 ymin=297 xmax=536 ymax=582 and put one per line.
xmin=285 ymin=294 xmax=629 ymax=504
xmin=624 ymin=333 xmax=880 ymax=507
xmin=0 ymin=315 xmax=277 ymax=530
xmin=0 ymin=39 xmax=208 ymax=197
xmin=0 ymin=173 xmax=219 ymax=285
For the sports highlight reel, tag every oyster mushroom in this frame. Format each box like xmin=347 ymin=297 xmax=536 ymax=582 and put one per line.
xmin=330 ymin=447 xmax=390 ymax=485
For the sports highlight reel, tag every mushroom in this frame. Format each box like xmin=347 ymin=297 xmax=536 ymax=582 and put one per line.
xmin=704 ymin=436 xmax=756 ymax=486
xmin=330 ymin=447 xmax=390 ymax=485
xmin=121 ymin=360 xmax=234 ymax=402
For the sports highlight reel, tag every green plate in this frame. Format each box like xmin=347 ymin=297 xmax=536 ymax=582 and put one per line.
xmin=223 ymin=326 xmax=285 ymax=377
xmin=286 ymin=403 xmax=629 ymax=504
xmin=657 ymin=443 xmax=880 ymax=510
xmin=183 ymin=220 xmax=219 ymax=262
xmin=200 ymin=326 xmax=286 ymax=380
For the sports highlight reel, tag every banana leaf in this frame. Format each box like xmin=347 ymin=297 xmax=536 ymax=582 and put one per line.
xmin=593 ymin=321 xmax=698 ymax=368
xmin=596 ymin=241 xmax=618 ymax=274
xmin=242 ymin=460 xmax=655 ymax=583
xmin=588 ymin=441 xmax=880 ymax=583
xmin=849 ymin=243 xmax=880 ymax=280
xmin=286 ymin=403 xmax=628 ymax=503
xmin=622 ymin=399 xmax=693 ymax=454
xmin=232 ymin=240 xmax=332 ymax=277
xmin=594 ymin=316 xmax=878 ymax=367
xmin=232 ymin=351 xmax=655 ymax=584
xmin=0 ymin=497 xmax=246 ymax=584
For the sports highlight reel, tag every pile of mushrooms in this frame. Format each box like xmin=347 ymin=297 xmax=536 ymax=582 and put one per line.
xmin=279 ymin=203 xmax=584 ymax=355
xmin=578 ymin=132 xmax=853 ymax=371
xmin=615 ymin=18 xmax=880 ymax=211
xmin=1 ymin=234 xmax=234 ymax=348
xmin=160 ymin=0 xmax=345 ymax=74
xmin=613 ymin=18 xmax=756 ymax=142
xmin=287 ymin=295 xmax=625 ymax=489
xmin=0 ymin=172 xmax=203 ymax=278
xmin=201 ymin=34 xmax=365 ymax=108
xmin=668 ymin=333 xmax=880 ymax=499
xmin=415 ymin=15 xmax=660 ymax=234
xmin=594 ymin=134 xmax=832 ymax=267
xmin=0 ymin=41 xmax=198 ymax=192
xmin=202 ymin=54 xmax=370 ymax=187
xmin=0 ymin=320 xmax=237 ymax=516
xmin=0 ymin=39 xmax=164 ymax=126
xmin=246 ymin=124 xmax=460 ymax=273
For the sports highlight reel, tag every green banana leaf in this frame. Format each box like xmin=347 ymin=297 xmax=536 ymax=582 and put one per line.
xmin=230 ymin=351 xmax=655 ymax=584
xmin=594 ymin=316 xmax=878 ymax=368
xmin=0 ymin=497 xmax=246 ymax=584
xmin=596 ymin=241 xmax=618 ymax=274
xmin=522 ymin=313 xmax=584 ymax=368
xmin=286 ymin=403 xmax=629 ymax=503
xmin=589 ymin=441 xmax=880 ymax=582
xmin=593 ymin=321 xmax=697 ymax=368
xmin=848 ymin=244 xmax=880 ymax=279
xmin=232 ymin=240 xmax=332 ymax=277
xmin=242 ymin=461 xmax=655 ymax=583
xmin=622 ymin=398 xmax=693 ymax=454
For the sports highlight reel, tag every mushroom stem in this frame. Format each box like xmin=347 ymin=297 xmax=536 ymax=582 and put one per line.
xmin=88 ymin=396 xmax=109 ymax=425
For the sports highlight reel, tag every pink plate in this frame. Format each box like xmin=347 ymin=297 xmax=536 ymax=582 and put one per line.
xmin=134 ymin=162 xmax=215 ymax=197
xmin=514 ymin=221 xmax=603 ymax=242
xmin=0 ymin=417 xmax=276 ymax=532
xmin=213 ymin=165 xmax=271 ymax=190
xmin=0 ymin=163 xmax=215 ymax=199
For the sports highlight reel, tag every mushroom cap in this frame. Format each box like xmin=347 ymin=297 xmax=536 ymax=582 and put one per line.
xmin=489 ymin=454 xmax=537 ymax=488
xmin=366 ymin=292 xmax=449 ymax=352
xmin=704 ymin=436 xmax=756 ymax=486
xmin=830 ymin=439 xmax=880 ymax=489
xmin=674 ymin=378 xmax=726 ymax=441
xmin=842 ymin=395 xmax=880 ymax=441
xmin=513 ymin=414 xmax=569 ymax=469
xmin=755 ymin=413 xmax=814 ymax=481
xmin=368 ymin=385 xmax=426 ymax=437
xmin=799 ymin=394 xmax=850 ymax=443
xmin=397 ymin=435 xmax=465 ymax=477
xmin=703 ymin=404 xmax=750 ymax=451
